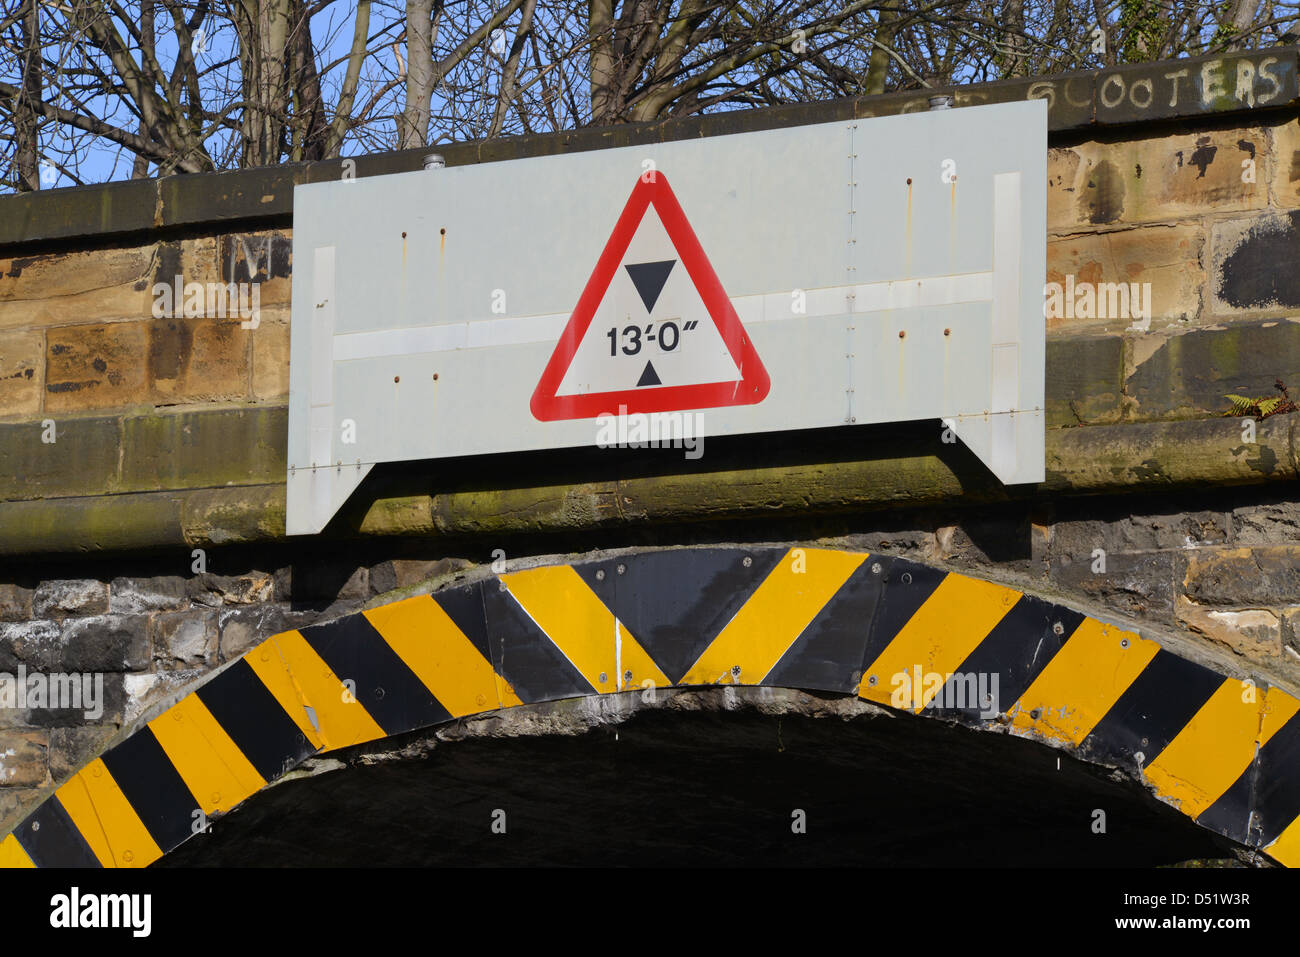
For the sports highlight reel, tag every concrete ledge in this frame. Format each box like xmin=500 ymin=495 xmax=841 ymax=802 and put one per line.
xmin=0 ymin=405 xmax=287 ymax=503
xmin=1 ymin=47 xmax=1296 ymax=252
xmin=1045 ymin=412 xmax=1298 ymax=490
xmin=0 ymin=414 xmax=1293 ymax=556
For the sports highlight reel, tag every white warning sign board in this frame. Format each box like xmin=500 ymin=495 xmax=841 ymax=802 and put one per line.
xmin=287 ymin=100 xmax=1048 ymax=535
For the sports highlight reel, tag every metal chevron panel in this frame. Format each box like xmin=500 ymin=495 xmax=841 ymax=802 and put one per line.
xmin=5 ymin=546 xmax=1298 ymax=867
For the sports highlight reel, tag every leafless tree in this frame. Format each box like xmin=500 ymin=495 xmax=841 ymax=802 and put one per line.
xmin=2 ymin=0 xmax=1297 ymax=192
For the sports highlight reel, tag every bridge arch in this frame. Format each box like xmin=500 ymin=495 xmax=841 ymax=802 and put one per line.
xmin=3 ymin=546 xmax=1298 ymax=867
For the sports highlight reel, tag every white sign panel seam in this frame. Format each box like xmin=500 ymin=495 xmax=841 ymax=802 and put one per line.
xmin=331 ymin=272 xmax=997 ymax=363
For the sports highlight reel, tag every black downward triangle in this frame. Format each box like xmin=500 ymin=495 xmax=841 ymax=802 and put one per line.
xmin=636 ymin=361 xmax=662 ymax=387
xmin=572 ymin=550 xmax=788 ymax=684
xmin=624 ymin=260 xmax=676 ymax=313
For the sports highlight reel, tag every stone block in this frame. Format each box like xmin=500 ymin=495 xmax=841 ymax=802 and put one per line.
xmin=1269 ymin=117 xmax=1300 ymax=208
xmin=119 ymin=407 xmax=286 ymax=493
xmin=123 ymin=670 xmax=204 ymax=725
xmin=151 ymin=609 xmax=218 ymax=670
xmin=0 ymin=621 xmax=61 ymax=671
xmin=0 ymin=328 xmax=43 ymax=417
xmin=0 ymin=415 xmax=122 ymax=503
xmin=149 ymin=236 xmax=222 ymax=293
xmin=1049 ymin=549 xmax=1175 ymax=618
xmin=957 ymin=72 xmax=1094 ymax=130
xmin=32 ymin=579 xmax=108 ymax=618
xmin=0 ymin=177 xmax=156 ymax=248
xmin=44 ymin=321 xmax=150 ymax=413
xmin=1045 ymin=334 xmax=1124 ymax=427
xmin=1047 ymin=147 xmax=1083 ymax=233
xmin=1233 ymin=501 xmax=1300 ymax=544
xmin=50 ymin=725 xmax=119 ymax=780
xmin=251 ymin=307 xmax=290 ymax=400
xmin=924 ymin=510 xmax=1036 ymax=570
xmin=0 ymin=731 xmax=48 ymax=787
xmin=0 ymin=584 xmax=32 ymax=622
xmin=1051 ymin=509 xmax=1230 ymax=556
xmin=1049 ymin=127 xmax=1265 ymax=229
xmin=1126 ymin=320 xmax=1300 ymax=419
xmin=0 ymin=786 xmax=38 ymax=835
xmin=1283 ymin=607 xmax=1300 ymax=656
xmin=57 ymin=615 xmax=150 ymax=671
xmin=19 ymin=673 xmax=124 ymax=729
xmin=1095 ymin=51 xmax=1296 ymax=125
xmin=1182 ymin=546 xmax=1300 ymax=605
xmin=157 ymin=167 xmax=295 ymax=228
xmin=219 ymin=231 xmax=292 ymax=307
xmin=188 ymin=572 xmax=274 ymax=607
xmin=0 ymin=492 xmax=188 ymax=554
xmin=0 ymin=246 xmax=155 ymax=330
xmin=1176 ymin=596 xmax=1282 ymax=659
xmin=285 ymin=563 xmax=369 ymax=603
xmin=1210 ymin=211 xmax=1300 ymax=315
xmin=109 ymin=576 xmax=190 ymax=614
xmin=0 ymin=697 xmax=32 ymax=730
xmin=217 ymin=605 xmax=319 ymax=662
xmin=147 ymin=316 xmax=250 ymax=403
xmin=180 ymin=485 xmax=286 ymax=547
xmin=1046 ymin=225 xmax=1203 ymax=331
xmin=368 ymin=557 xmax=473 ymax=596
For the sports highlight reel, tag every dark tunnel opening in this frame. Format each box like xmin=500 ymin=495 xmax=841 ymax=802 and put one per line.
xmin=159 ymin=704 xmax=1248 ymax=867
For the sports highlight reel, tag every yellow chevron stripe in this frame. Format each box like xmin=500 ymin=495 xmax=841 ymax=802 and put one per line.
xmin=55 ymin=760 xmax=162 ymax=868
xmin=246 ymin=631 xmax=386 ymax=751
xmin=501 ymin=565 xmax=670 ymax=693
xmin=682 ymin=548 xmax=866 ymax=685
xmin=0 ymin=833 xmax=33 ymax=868
xmin=244 ymin=634 xmax=327 ymax=749
xmin=1148 ymin=684 xmax=1300 ymax=819
xmin=1266 ymin=813 xmax=1300 ymax=867
xmin=1010 ymin=618 xmax=1158 ymax=745
xmin=149 ymin=694 xmax=266 ymax=815
xmin=860 ymin=573 xmax=1018 ymax=711
xmin=365 ymin=594 xmax=523 ymax=716
xmin=1261 ymin=687 xmax=1300 ymax=741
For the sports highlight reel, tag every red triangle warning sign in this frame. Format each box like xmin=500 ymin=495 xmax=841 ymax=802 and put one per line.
xmin=530 ymin=173 xmax=770 ymax=421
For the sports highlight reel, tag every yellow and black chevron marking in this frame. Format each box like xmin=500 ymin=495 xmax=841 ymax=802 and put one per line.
xmin=4 ymin=546 xmax=1299 ymax=867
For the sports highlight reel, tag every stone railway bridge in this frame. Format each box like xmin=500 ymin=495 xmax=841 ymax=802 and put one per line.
xmin=2 ymin=48 xmax=1300 ymax=867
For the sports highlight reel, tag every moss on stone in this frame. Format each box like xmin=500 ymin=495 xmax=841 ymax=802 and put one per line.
xmin=0 ymin=412 xmax=1296 ymax=556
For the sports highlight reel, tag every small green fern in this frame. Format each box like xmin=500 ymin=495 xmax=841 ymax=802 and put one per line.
xmin=1224 ymin=394 xmax=1255 ymax=416
xmin=1223 ymin=380 xmax=1298 ymax=419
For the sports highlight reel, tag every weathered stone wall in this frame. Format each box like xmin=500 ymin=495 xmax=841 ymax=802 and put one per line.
xmin=0 ymin=232 xmax=291 ymax=420
xmin=3 ymin=48 xmax=1300 ymax=839
xmin=1046 ymin=113 xmax=1300 ymax=429
xmin=4 ymin=491 xmax=1300 ymax=836
xmin=0 ymin=547 xmax=471 ymax=831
